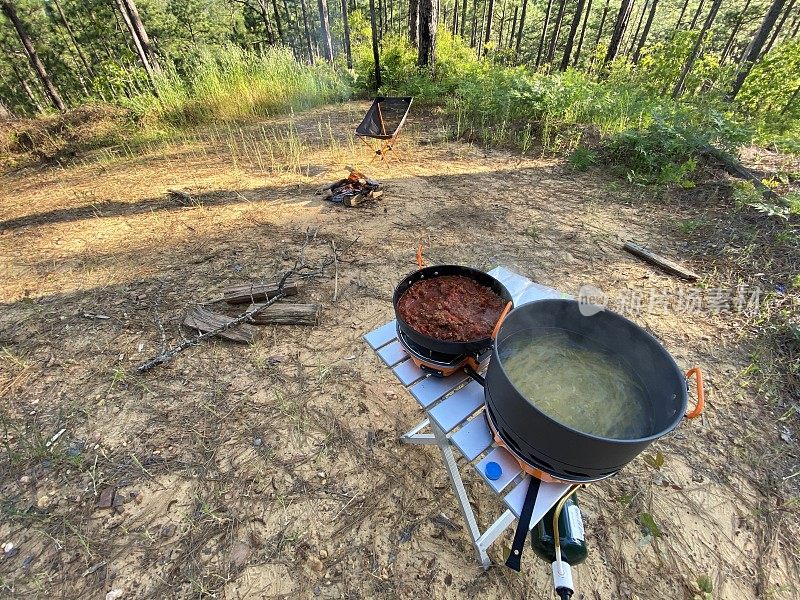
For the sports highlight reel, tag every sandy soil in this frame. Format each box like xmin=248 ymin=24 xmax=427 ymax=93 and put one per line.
xmin=1 ymin=103 xmax=798 ymax=599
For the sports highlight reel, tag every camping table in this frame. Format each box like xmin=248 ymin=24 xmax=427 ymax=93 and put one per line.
xmin=363 ymin=267 xmax=574 ymax=569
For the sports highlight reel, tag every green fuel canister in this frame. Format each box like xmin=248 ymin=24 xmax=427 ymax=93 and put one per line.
xmin=530 ymin=492 xmax=588 ymax=566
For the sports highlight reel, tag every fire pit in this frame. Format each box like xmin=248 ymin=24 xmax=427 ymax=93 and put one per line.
xmin=320 ymin=167 xmax=383 ymax=207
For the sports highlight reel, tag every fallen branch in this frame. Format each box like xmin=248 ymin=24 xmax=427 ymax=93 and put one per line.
xmin=623 ymin=241 xmax=700 ymax=281
xmin=136 ymin=230 xmax=338 ymax=373
xmin=701 ymin=146 xmax=782 ymax=202
xmin=246 ymin=303 xmax=321 ymax=325
xmin=183 ymin=306 xmax=260 ymax=343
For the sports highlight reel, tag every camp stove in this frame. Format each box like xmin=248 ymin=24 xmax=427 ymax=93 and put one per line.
xmin=483 ymin=403 xmax=614 ymax=485
xmin=396 ymin=323 xmax=490 ymax=377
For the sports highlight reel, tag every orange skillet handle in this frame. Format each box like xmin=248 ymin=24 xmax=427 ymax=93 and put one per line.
xmin=685 ymin=367 xmax=705 ymax=419
xmin=416 ymin=244 xmax=425 ymax=269
xmin=492 ymin=302 xmax=513 ymax=340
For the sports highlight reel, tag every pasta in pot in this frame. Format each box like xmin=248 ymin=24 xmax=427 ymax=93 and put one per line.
xmin=499 ymin=330 xmax=653 ymax=440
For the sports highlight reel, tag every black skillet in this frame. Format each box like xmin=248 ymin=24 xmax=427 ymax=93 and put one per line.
xmin=392 ymin=264 xmax=513 ymax=354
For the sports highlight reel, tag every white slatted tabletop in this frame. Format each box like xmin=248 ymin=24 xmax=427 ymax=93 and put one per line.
xmin=363 ymin=266 xmax=572 ymax=567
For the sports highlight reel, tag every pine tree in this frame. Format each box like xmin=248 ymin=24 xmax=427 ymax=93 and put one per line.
xmin=603 ymin=0 xmax=634 ymax=64
xmin=729 ymin=0 xmax=788 ymax=99
xmin=572 ymin=0 xmax=592 ymax=65
xmin=418 ymin=0 xmax=437 ymax=66
xmin=369 ymin=0 xmax=381 ymax=86
xmin=1 ymin=0 xmax=66 ymax=110
xmin=515 ymin=0 xmax=528 ymax=58
xmin=560 ymin=0 xmax=587 ymax=70
xmin=409 ymin=0 xmax=419 ymax=42
xmin=673 ymin=0 xmax=723 ymax=98
xmin=632 ymin=0 xmax=658 ymax=63
xmin=536 ymin=0 xmax=553 ymax=67
xmin=341 ymin=0 xmax=353 ymax=67
xmin=545 ymin=0 xmax=568 ymax=64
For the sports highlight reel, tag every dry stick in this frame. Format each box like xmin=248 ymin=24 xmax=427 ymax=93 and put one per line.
xmin=331 ymin=240 xmax=339 ymax=302
xmin=136 ymin=231 xmax=338 ymax=374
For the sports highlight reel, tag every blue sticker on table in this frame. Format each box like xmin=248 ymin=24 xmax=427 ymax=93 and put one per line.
xmin=485 ymin=461 xmax=503 ymax=481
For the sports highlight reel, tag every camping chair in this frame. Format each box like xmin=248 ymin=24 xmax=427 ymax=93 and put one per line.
xmin=355 ymin=97 xmax=413 ymax=164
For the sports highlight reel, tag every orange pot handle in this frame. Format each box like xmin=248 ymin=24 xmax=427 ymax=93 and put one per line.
xmin=492 ymin=302 xmax=513 ymax=340
xmin=416 ymin=244 xmax=425 ymax=269
xmin=685 ymin=367 xmax=704 ymax=419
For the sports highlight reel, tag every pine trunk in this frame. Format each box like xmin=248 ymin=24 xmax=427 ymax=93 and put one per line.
xmin=271 ymin=0 xmax=286 ymax=43
xmin=591 ymin=0 xmax=611 ymax=66
xmin=536 ymin=0 xmax=554 ymax=67
xmin=52 ymin=0 xmax=93 ymax=78
xmin=627 ymin=0 xmax=648 ymax=55
xmin=560 ymin=0 xmax=587 ymax=70
xmin=632 ymin=0 xmax=658 ymax=62
xmin=258 ymin=0 xmax=275 ymax=45
xmin=318 ymin=0 xmax=334 ymax=62
xmin=720 ymin=0 xmax=752 ymax=63
xmin=484 ymin=0 xmax=495 ymax=52
xmin=341 ymin=0 xmax=353 ymax=67
xmin=515 ymin=0 xmax=528 ymax=57
xmin=672 ymin=0 xmax=722 ymax=98
xmin=509 ymin=5 xmax=518 ymax=48
xmin=453 ymin=0 xmax=460 ymax=35
xmin=790 ymin=10 xmax=800 ymax=38
xmin=546 ymin=0 xmax=568 ymax=64
xmin=572 ymin=0 xmax=592 ymax=65
xmin=477 ymin=0 xmax=487 ymax=54
xmin=497 ymin=0 xmax=506 ymax=44
xmin=729 ymin=0 xmax=788 ymax=99
xmin=113 ymin=0 xmax=158 ymax=93
xmin=471 ymin=0 xmax=479 ymax=46
xmin=300 ymin=0 xmax=315 ymax=63
xmin=369 ymin=0 xmax=382 ymax=86
xmin=603 ymin=0 xmax=634 ymax=64
xmin=689 ymin=0 xmax=705 ymax=30
xmin=121 ymin=0 xmax=159 ymax=73
xmin=461 ymin=0 xmax=468 ymax=34
xmin=764 ymin=0 xmax=796 ymax=53
xmin=409 ymin=0 xmax=419 ymax=42
xmin=674 ymin=0 xmax=690 ymax=30
xmin=418 ymin=0 xmax=437 ymax=66
xmin=1 ymin=0 xmax=66 ymax=111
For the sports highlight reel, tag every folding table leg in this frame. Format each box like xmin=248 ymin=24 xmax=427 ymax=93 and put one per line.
xmin=476 ymin=509 xmax=516 ymax=558
xmin=431 ymin=421 xmax=491 ymax=569
xmin=400 ymin=419 xmax=436 ymax=445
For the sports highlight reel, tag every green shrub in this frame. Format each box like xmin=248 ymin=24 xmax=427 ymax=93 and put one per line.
xmin=568 ymin=146 xmax=598 ymax=171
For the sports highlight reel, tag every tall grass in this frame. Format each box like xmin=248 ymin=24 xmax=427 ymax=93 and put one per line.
xmin=128 ymin=45 xmax=351 ymax=127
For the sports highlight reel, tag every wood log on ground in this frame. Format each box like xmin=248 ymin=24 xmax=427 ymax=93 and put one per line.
xmin=223 ymin=281 xmax=299 ymax=304
xmin=701 ymin=146 xmax=782 ymax=201
xmin=623 ymin=242 xmax=699 ymax=281
xmin=183 ymin=306 xmax=259 ymax=343
xmin=344 ymin=189 xmax=383 ymax=207
xmin=246 ymin=303 xmax=321 ymax=325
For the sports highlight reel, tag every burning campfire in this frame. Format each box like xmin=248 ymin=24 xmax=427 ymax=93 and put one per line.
xmin=320 ymin=167 xmax=383 ymax=207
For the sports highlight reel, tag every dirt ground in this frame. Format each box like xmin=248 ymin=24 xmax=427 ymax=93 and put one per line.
xmin=1 ymin=102 xmax=798 ymax=599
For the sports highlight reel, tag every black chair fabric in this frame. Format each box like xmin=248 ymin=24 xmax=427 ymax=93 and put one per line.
xmin=355 ymin=97 xmax=413 ymax=140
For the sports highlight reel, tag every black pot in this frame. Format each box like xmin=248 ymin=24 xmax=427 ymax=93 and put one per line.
xmin=393 ymin=265 xmax=513 ymax=355
xmin=484 ymin=299 xmax=688 ymax=482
